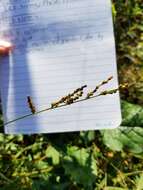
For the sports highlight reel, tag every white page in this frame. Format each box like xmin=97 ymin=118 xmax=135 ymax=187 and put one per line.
xmin=0 ymin=0 xmax=121 ymax=134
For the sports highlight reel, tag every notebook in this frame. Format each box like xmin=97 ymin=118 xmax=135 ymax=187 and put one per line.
xmin=0 ymin=0 xmax=121 ymax=134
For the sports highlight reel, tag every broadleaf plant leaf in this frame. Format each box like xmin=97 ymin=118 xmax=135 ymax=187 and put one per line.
xmin=63 ymin=146 xmax=97 ymax=190
xmin=121 ymin=100 xmax=143 ymax=126
xmin=101 ymin=101 xmax=143 ymax=154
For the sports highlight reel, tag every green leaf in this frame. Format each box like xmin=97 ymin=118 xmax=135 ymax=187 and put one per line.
xmin=91 ymin=154 xmax=98 ymax=176
xmin=63 ymin=146 xmax=96 ymax=189
xmin=121 ymin=100 xmax=143 ymax=126
xmin=0 ymin=134 xmax=4 ymax=142
xmin=101 ymin=129 xmax=123 ymax=151
xmin=66 ymin=146 xmax=89 ymax=166
xmin=102 ymin=101 xmax=143 ymax=154
xmin=102 ymin=127 xmax=143 ymax=154
xmin=34 ymin=160 xmax=49 ymax=170
xmin=80 ymin=131 xmax=95 ymax=144
xmin=135 ymin=173 xmax=143 ymax=190
xmin=45 ymin=145 xmax=60 ymax=165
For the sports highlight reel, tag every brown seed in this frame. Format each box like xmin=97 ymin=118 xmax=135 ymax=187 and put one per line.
xmin=27 ymin=96 xmax=36 ymax=114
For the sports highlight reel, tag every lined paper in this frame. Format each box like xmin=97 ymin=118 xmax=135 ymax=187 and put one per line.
xmin=0 ymin=0 xmax=121 ymax=134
